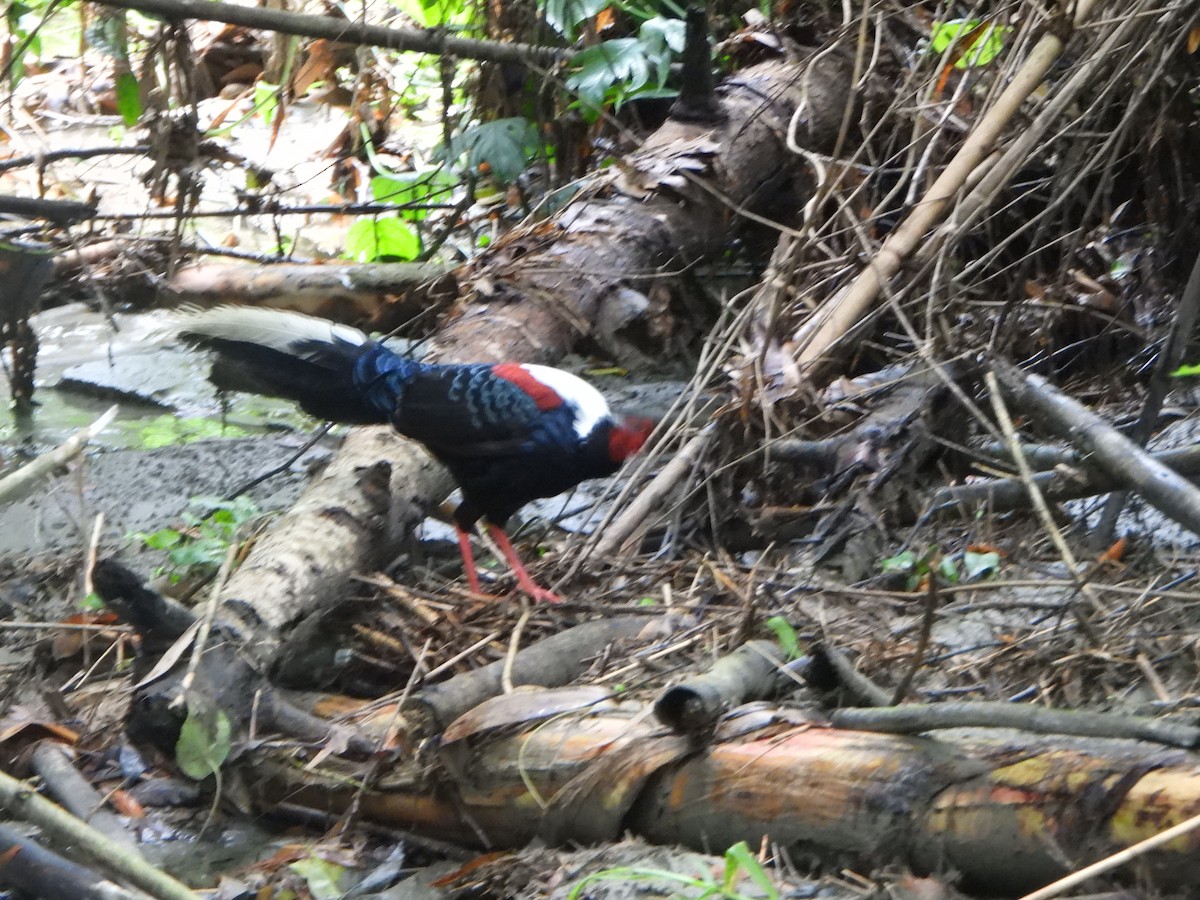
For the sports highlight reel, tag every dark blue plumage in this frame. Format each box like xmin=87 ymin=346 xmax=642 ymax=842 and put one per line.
xmin=178 ymin=307 xmax=654 ymax=602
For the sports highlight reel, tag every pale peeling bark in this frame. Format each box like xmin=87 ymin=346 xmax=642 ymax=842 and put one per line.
xmin=168 ymin=261 xmax=457 ymax=331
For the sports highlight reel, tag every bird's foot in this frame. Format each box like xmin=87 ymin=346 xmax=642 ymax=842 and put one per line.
xmin=517 ymin=583 xmax=563 ymax=604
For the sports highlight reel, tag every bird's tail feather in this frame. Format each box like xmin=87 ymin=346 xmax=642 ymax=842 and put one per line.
xmin=176 ymin=306 xmax=417 ymax=424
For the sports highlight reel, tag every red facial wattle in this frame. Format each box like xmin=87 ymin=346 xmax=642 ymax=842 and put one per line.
xmin=607 ymin=416 xmax=655 ymax=463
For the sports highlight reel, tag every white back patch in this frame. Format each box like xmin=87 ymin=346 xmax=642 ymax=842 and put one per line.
xmin=521 ymin=364 xmax=611 ymax=438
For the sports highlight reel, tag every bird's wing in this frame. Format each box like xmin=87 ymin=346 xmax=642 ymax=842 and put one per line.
xmin=392 ymin=365 xmax=555 ymax=457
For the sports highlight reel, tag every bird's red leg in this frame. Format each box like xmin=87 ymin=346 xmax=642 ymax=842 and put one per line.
xmin=485 ymin=524 xmax=562 ymax=604
xmin=455 ymin=525 xmax=483 ymax=594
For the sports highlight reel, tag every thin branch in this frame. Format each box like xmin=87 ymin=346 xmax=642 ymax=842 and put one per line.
xmin=0 ymin=405 xmax=118 ymax=504
xmin=0 ymin=769 xmax=198 ymax=900
xmin=88 ymin=0 xmax=566 ymax=66
xmin=1018 ymin=810 xmax=1200 ymax=900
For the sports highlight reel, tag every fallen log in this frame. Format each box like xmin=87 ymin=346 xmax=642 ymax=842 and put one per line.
xmin=167 ymin=261 xmax=457 ymax=332
xmin=254 ymin=688 xmax=1200 ymax=896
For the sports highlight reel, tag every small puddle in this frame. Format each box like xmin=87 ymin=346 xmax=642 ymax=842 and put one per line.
xmin=1 ymin=304 xmax=314 ymax=456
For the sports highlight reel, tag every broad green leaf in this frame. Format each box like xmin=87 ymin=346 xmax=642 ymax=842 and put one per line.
xmin=640 ymin=15 xmax=687 ymax=81
xmin=344 ymin=217 xmax=421 ymax=262
xmin=80 ymin=592 xmax=105 ymax=612
xmin=545 ymin=0 xmax=607 ymax=38
xmin=640 ymin=15 xmax=687 ymax=53
xmin=568 ymin=39 xmax=653 ymax=111
xmin=937 ymin=555 xmax=960 ymax=583
xmin=115 ymin=71 xmax=141 ymax=126
xmin=880 ymin=550 xmax=917 ymax=574
xmin=138 ymin=528 xmax=183 ymax=550
xmin=369 ymin=169 xmax=455 ymax=221
xmin=176 ymin=705 xmax=231 ymax=780
xmin=446 ymin=118 xmax=540 ymax=184
xmin=929 ymin=19 xmax=1007 ymax=68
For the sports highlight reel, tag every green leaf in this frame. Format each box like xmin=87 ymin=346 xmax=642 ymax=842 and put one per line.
xmin=344 ymin=217 xmax=421 ymax=262
xmin=639 ymin=16 xmax=686 ymax=82
xmin=253 ymin=80 xmax=281 ymax=124
xmin=937 ymin=555 xmax=960 ymax=584
xmin=176 ymin=705 xmax=232 ymax=780
xmin=641 ymin=15 xmax=687 ymax=53
xmin=880 ymin=550 xmax=917 ymax=574
xmin=369 ymin=168 xmax=455 ymax=221
xmin=387 ymin=0 xmax=471 ymax=27
xmin=544 ymin=0 xmax=607 ymax=38
xmin=568 ymin=39 xmax=653 ymax=111
xmin=929 ymin=19 xmax=1008 ymax=68
xmin=444 ymin=118 xmax=540 ymax=184
xmin=723 ymin=842 xmax=779 ymax=900
xmin=962 ymin=550 xmax=1001 ymax=581
xmin=138 ymin=528 xmax=183 ymax=550
xmin=289 ymin=857 xmax=346 ymax=900
xmin=1171 ymin=362 xmax=1200 ymax=377
xmin=80 ymin=592 xmax=106 ymax=612
xmin=115 ymin=71 xmax=142 ymax=126
xmin=764 ymin=616 xmax=801 ymax=661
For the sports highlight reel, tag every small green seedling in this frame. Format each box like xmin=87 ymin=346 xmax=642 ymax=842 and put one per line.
xmin=132 ymin=495 xmax=260 ymax=583
xmin=880 ymin=546 xmax=1001 ymax=591
xmin=566 ymin=840 xmax=779 ymax=900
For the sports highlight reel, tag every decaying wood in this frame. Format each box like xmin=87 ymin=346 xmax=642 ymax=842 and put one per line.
xmin=168 ymin=262 xmax=457 ymax=331
xmin=991 ymin=358 xmax=1200 ymax=537
xmin=831 ymin=702 xmax=1200 ymax=750
xmin=253 ymin=688 xmax=1200 ymax=896
xmin=653 ymin=639 xmax=794 ymax=736
xmin=214 ymin=427 xmax=444 ymax=672
xmin=754 ymin=362 xmax=957 ymax=572
xmin=930 ymin=443 xmax=1200 ymax=515
xmin=408 ymin=615 xmax=675 ymax=739
xmin=434 ymin=55 xmax=851 ymax=366
xmin=29 ymin=743 xmax=136 ymax=849
xmin=0 ymin=824 xmax=142 ymax=900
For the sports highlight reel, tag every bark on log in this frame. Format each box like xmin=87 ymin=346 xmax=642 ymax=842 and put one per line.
xmin=254 ymin=691 xmax=1200 ymax=896
xmin=408 ymin=615 xmax=674 ymax=739
xmin=168 ymin=262 xmax=457 ymax=332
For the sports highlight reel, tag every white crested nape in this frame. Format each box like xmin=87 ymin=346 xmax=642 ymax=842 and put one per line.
xmin=520 ymin=364 xmax=611 ymax=437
